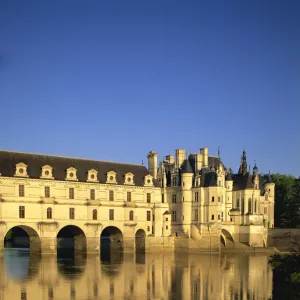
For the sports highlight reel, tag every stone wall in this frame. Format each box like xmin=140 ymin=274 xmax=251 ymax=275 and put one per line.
xmin=268 ymin=228 xmax=300 ymax=251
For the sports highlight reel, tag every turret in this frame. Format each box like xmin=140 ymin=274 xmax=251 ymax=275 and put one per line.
xmin=180 ymin=159 xmax=194 ymax=189
xmin=265 ymin=172 xmax=275 ymax=198
xmin=253 ymin=163 xmax=259 ymax=189
xmin=147 ymin=151 xmax=158 ymax=179
xmin=225 ymin=172 xmax=233 ymax=191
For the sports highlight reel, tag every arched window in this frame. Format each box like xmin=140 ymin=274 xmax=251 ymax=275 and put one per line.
xmin=129 ymin=210 xmax=134 ymax=221
xmin=93 ymin=209 xmax=97 ymax=220
xmin=47 ymin=207 xmax=52 ymax=219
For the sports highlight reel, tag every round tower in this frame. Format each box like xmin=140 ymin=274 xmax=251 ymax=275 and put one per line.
xmin=265 ymin=173 xmax=275 ymax=198
xmin=180 ymin=159 xmax=194 ymax=235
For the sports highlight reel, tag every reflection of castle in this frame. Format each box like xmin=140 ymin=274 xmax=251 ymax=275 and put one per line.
xmin=0 ymin=251 xmax=273 ymax=300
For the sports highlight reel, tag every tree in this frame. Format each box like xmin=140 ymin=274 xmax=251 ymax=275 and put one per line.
xmin=261 ymin=174 xmax=300 ymax=228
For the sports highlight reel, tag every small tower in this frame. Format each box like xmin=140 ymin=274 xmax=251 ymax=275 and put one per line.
xmin=225 ymin=171 xmax=233 ymax=191
xmin=253 ymin=162 xmax=259 ymax=189
xmin=265 ymin=172 xmax=275 ymax=198
xmin=180 ymin=159 xmax=194 ymax=234
xmin=147 ymin=151 xmax=158 ymax=179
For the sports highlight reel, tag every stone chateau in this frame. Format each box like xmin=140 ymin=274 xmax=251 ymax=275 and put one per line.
xmin=0 ymin=148 xmax=274 ymax=254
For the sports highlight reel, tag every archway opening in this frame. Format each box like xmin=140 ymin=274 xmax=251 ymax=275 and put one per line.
xmin=4 ymin=226 xmax=41 ymax=253
xmin=100 ymin=226 xmax=123 ymax=262
xmin=220 ymin=229 xmax=234 ymax=247
xmin=57 ymin=226 xmax=86 ymax=254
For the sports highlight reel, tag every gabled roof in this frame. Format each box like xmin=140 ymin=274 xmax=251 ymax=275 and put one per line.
xmin=0 ymin=150 xmax=160 ymax=187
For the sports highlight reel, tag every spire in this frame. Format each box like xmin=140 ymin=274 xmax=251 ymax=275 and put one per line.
xmin=238 ymin=149 xmax=248 ymax=175
xmin=218 ymin=146 xmax=220 ymax=158
xmin=253 ymin=160 xmax=258 ymax=176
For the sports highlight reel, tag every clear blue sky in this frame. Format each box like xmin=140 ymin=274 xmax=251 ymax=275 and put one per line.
xmin=0 ymin=1 xmax=299 ymax=176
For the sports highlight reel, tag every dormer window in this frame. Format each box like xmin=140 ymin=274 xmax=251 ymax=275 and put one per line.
xmin=87 ymin=169 xmax=98 ymax=182
xmin=14 ymin=162 xmax=29 ymax=177
xmin=124 ymin=172 xmax=134 ymax=185
xmin=66 ymin=167 xmax=78 ymax=181
xmin=144 ymin=174 xmax=153 ymax=187
xmin=106 ymin=171 xmax=117 ymax=184
xmin=40 ymin=165 xmax=54 ymax=179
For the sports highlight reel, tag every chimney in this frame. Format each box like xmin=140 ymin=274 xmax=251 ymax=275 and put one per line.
xmin=165 ymin=155 xmax=174 ymax=164
xmin=175 ymin=149 xmax=186 ymax=169
xmin=200 ymin=148 xmax=208 ymax=168
xmin=196 ymin=154 xmax=203 ymax=171
xmin=147 ymin=151 xmax=158 ymax=179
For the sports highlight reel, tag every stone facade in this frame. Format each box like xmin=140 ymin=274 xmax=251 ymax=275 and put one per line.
xmin=0 ymin=147 xmax=274 ymax=254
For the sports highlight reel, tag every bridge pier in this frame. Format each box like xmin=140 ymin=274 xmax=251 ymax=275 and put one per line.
xmin=40 ymin=237 xmax=57 ymax=255
xmin=86 ymin=237 xmax=100 ymax=254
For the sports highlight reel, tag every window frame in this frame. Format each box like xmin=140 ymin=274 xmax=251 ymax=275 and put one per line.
xmin=47 ymin=207 xmax=52 ymax=219
xmin=90 ymin=189 xmax=95 ymax=200
xmin=109 ymin=209 xmax=114 ymax=220
xmin=19 ymin=206 xmax=25 ymax=218
xmin=69 ymin=188 xmax=74 ymax=200
xmin=69 ymin=208 xmax=75 ymax=219
xmin=19 ymin=184 xmax=25 ymax=197
xmin=45 ymin=186 xmax=50 ymax=198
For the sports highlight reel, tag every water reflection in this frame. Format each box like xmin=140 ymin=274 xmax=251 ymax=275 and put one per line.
xmin=1 ymin=249 xmax=275 ymax=300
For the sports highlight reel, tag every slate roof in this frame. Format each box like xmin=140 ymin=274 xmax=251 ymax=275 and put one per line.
xmin=232 ymin=173 xmax=254 ymax=191
xmin=0 ymin=150 xmax=160 ymax=187
xmin=180 ymin=159 xmax=193 ymax=173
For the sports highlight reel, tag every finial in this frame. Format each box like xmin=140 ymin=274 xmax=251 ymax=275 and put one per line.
xmin=218 ymin=146 xmax=220 ymax=158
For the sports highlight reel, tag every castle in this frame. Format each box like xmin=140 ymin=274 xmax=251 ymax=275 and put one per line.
xmin=0 ymin=147 xmax=274 ymax=254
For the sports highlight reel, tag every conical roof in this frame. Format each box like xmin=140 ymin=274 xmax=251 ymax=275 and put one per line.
xmin=181 ymin=159 xmax=193 ymax=173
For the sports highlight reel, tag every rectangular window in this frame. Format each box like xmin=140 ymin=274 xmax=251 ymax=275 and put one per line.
xmin=19 ymin=185 xmax=25 ymax=197
xmin=69 ymin=208 xmax=75 ymax=219
xmin=211 ymin=214 xmax=214 ymax=221
xmin=45 ymin=186 xmax=50 ymax=198
xmin=147 ymin=193 xmax=151 ymax=203
xmin=127 ymin=191 xmax=131 ymax=202
xmin=147 ymin=211 xmax=151 ymax=221
xmin=172 ymin=211 xmax=177 ymax=222
xmin=19 ymin=206 xmax=25 ymax=218
xmin=212 ymin=196 xmax=214 ymax=202
xmin=162 ymin=194 xmax=164 ymax=203
xmin=109 ymin=190 xmax=114 ymax=201
xmin=109 ymin=209 xmax=114 ymax=220
xmin=172 ymin=194 xmax=177 ymax=203
xmin=264 ymin=207 xmax=267 ymax=214
xmin=194 ymin=209 xmax=198 ymax=221
xmin=218 ymin=214 xmax=220 ymax=220
xmin=90 ymin=189 xmax=95 ymax=200
xmin=166 ymin=225 xmax=168 ymax=230
xmin=147 ymin=226 xmax=150 ymax=232
xmin=218 ymin=196 xmax=221 ymax=202
xmin=195 ymin=192 xmax=199 ymax=202
xmin=69 ymin=188 xmax=74 ymax=199
xmin=152 ymin=214 xmax=155 ymax=221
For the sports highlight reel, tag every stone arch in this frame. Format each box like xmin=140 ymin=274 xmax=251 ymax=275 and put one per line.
xmin=4 ymin=225 xmax=41 ymax=253
xmin=135 ymin=229 xmax=146 ymax=252
xmin=220 ymin=229 xmax=234 ymax=247
xmin=57 ymin=225 xmax=87 ymax=253
xmin=100 ymin=226 xmax=123 ymax=251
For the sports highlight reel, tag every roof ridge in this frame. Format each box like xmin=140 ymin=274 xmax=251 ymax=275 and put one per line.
xmin=0 ymin=150 xmax=145 ymax=167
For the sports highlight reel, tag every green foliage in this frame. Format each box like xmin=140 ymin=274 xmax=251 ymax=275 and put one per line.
xmin=269 ymin=243 xmax=300 ymax=297
xmin=261 ymin=174 xmax=300 ymax=228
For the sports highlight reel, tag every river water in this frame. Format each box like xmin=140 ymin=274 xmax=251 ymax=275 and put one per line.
xmin=0 ymin=248 xmax=285 ymax=300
